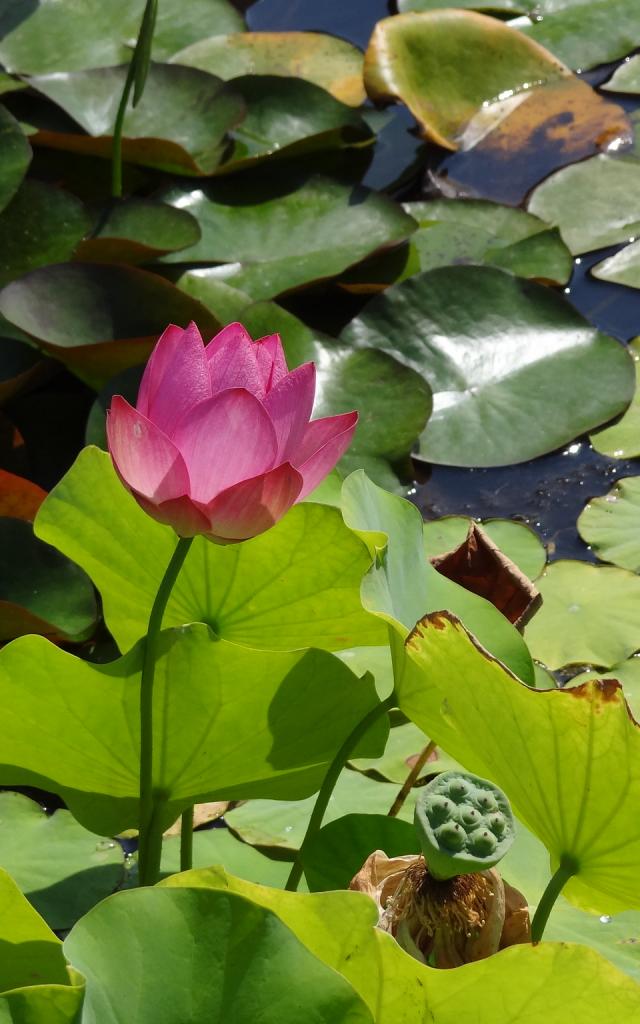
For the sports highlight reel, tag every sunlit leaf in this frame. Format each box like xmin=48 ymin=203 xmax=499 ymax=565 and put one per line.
xmin=423 ymin=515 xmax=546 ymax=580
xmin=302 ymin=813 xmax=419 ymax=891
xmin=592 ymin=239 xmax=640 ymax=289
xmin=160 ymin=827 xmax=292 ymax=889
xmin=340 ymin=266 xmax=634 ymax=466
xmin=405 ymin=611 xmax=640 ymax=913
xmin=602 ymin=54 xmax=640 ymax=94
xmin=171 ymin=31 xmax=366 ymax=106
xmin=578 ymin=476 xmax=640 ymax=572
xmin=591 ymin=338 xmax=640 ymax=458
xmin=571 ymin=655 xmax=640 ymax=720
xmin=522 ymin=0 xmax=640 ymax=72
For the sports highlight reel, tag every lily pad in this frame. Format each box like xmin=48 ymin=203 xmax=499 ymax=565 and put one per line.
xmin=0 ymin=0 xmax=244 ymax=74
xmin=29 ymin=64 xmax=246 ymax=176
xmin=0 ymin=623 xmax=386 ymax=837
xmin=0 ymin=469 xmax=46 ymax=520
xmin=173 ymin=271 xmax=252 ymax=322
xmin=226 ymin=770 xmax=416 ymax=850
xmin=171 ymin=31 xmax=366 ymax=106
xmin=75 ymin=199 xmax=201 ymax=264
xmin=161 ymin=827 xmax=292 ymax=889
xmin=591 ymin=339 xmax=640 ymax=458
xmin=0 ymin=516 xmax=97 ymax=643
xmin=65 ymin=886 xmax=372 ymax=1024
xmin=340 ymin=265 xmax=634 ymax=467
xmin=0 ymin=335 xmax=49 ymax=405
xmin=36 ymin=446 xmax=383 ymax=653
xmin=399 ymin=0 xmax=528 ymax=10
xmin=0 ymin=179 xmax=90 ymax=287
xmin=571 ymin=655 xmax=640 ymax=719
xmin=364 ymin=10 xmax=569 ymax=150
xmin=522 ymin=0 xmax=640 ymax=73
xmin=0 ymin=262 xmax=220 ymax=387
xmin=0 ymin=792 xmax=124 ymax=930
xmin=0 ymin=867 xmax=85 ymax=1023
xmin=423 ymin=515 xmax=546 ymax=580
xmin=592 ymin=239 xmax=640 ymax=289
xmin=602 ymin=54 xmax=640 ymax=94
xmin=528 ymin=154 xmax=640 ymax=255
xmin=524 ymin=559 xmax=640 ymax=669
xmin=405 ymin=611 xmax=640 ymax=913
xmin=157 ymin=176 xmax=417 ymax=299
xmin=0 ymin=104 xmax=31 ymax=215
xmin=578 ymin=476 xmax=640 ymax=572
xmin=302 ymin=813 xmax=419 ymax=891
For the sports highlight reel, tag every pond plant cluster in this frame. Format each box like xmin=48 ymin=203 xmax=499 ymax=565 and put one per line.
xmin=2 ymin=0 xmax=640 ymax=1020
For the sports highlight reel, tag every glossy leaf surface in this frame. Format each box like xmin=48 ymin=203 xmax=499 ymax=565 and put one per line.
xmin=75 ymin=199 xmax=201 ymax=264
xmin=591 ymin=338 xmax=640 ymax=458
xmin=0 ymin=180 xmax=90 ymax=287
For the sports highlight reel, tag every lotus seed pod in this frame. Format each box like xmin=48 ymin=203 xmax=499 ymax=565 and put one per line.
xmin=414 ymin=770 xmax=516 ymax=880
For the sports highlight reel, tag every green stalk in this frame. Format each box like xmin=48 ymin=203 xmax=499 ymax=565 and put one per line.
xmin=530 ymin=855 xmax=578 ymax=942
xmin=285 ymin=692 xmax=396 ymax=892
xmin=111 ymin=0 xmax=157 ymax=197
xmin=137 ymin=535 xmax=193 ymax=886
xmin=180 ymin=806 xmax=194 ymax=872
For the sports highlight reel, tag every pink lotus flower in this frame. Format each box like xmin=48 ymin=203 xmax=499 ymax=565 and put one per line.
xmin=107 ymin=322 xmax=357 ymax=542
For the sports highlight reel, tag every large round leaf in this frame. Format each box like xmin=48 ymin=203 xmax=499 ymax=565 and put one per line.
xmin=75 ymin=199 xmax=201 ymax=264
xmin=171 ymin=31 xmax=366 ymax=106
xmin=157 ymin=176 xmax=417 ymax=299
xmin=340 ymin=265 xmax=634 ymax=466
xmin=0 ymin=104 xmax=31 ymax=214
xmin=578 ymin=476 xmax=640 ymax=572
xmin=363 ymin=10 xmax=570 ymax=149
xmin=0 ymin=263 xmax=220 ymax=386
xmin=602 ymin=54 xmax=640 ymax=94
xmin=0 ymin=792 xmax=124 ymax=930
xmin=0 ymin=0 xmax=244 ymax=74
xmin=524 ymin=559 xmax=640 ymax=669
xmin=528 ymin=154 xmax=640 ymax=255
xmin=571 ymin=656 xmax=640 ymax=720
xmin=522 ymin=0 xmax=640 ymax=72
xmin=0 ymin=180 xmax=90 ymax=287
xmin=592 ymin=239 xmax=640 ymax=289
xmin=64 ymin=887 xmax=372 ymax=1024
xmin=591 ymin=338 xmax=640 ymax=458
xmin=29 ymin=64 xmax=246 ymax=176
xmin=35 ymin=447 xmax=383 ymax=653
xmin=302 ymin=813 xmax=419 ymax=891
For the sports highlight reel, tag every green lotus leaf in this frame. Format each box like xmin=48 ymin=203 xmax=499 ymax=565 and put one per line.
xmin=161 ymin=827 xmax=292 ymax=889
xmin=350 ymin=719 xmax=457 ymax=782
xmin=35 ymin=446 xmax=383 ymax=652
xmin=571 ymin=656 xmax=640 ymax=720
xmin=0 ymin=263 xmax=220 ymax=387
xmin=341 ymin=470 xmax=534 ymax=681
xmin=170 ymin=31 xmax=365 ymax=106
xmin=164 ymin=866 xmax=640 ymax=1023
xmin=524 ymin=559 xmax=640 ymax=669
xmin=226 ymin=769 xmax=416 ymax=850
xmin=522 ymin=0 xmax=640 ymax=72
xmin=591 ymin=338 xmax=640 ymax=458
xmin=0 ymin=623 xmax=386 ymax=836
xmin=156 ymin=176 xmax=417 ymax=300
xmin=216 ymin=75 xmax=372 ymax=173
xmin=0 ymin=792 xmax=124 ymax=930
xmin=302 ymin=813 xmax=419 ymax=891
xmin=602 ymin=54 xmax=640 ymax=94
xmin=0 ymin=105 xmax=31 ymax=215
xmin=0 ymin=0 xmax=244 ymax=74
xmin=528 ymin=154 xmax=640 ymax=255
xmin=423 ymin=515 xmax=546 ymax=580
xmin=404 ymin=610 xmax=640 ymax=913
xmin=29 ymin=64 xmax=245 ymax=176
xmin=340 ymin=266 xmax=634 ymax=467
xmin=578 ymin=476 xmax=640 ymax=573
xmin=0 ymin=867 xmax=85 ymax=1023
xmin=64 ymin=887 xmax=372 ymax=1024
xmin=0 ymin=180 xmax=90 ymax=287
xmin=75 ymin=199 xmax=201 ymax=264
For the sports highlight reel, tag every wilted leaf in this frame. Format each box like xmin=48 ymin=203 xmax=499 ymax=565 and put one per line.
xmin=423 ymin=515 xmax=546 ymax=581
xmin=0 ymin=469 xmax=46 ymax=520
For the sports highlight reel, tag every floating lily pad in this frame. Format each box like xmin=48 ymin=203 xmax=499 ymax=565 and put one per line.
xmin=0 ymin=179 xmax=90 ymax=287
xmin=591 ymin=339 xmax=640 ymax=458
xmin=423 ymin=515 xmax=546 ymax=580
xmin=340 ymin=266 xmax=634 ymax=467
xmin=524 ymin=559 xmax=640 ymax=669
xmin=0 ymin=104 xmax=31 ymax=214
xmin=161 ymin=827 xmax=292 ymax=889
xmin=405 ymin=611 xmax=640 ymax=913
xmin=29 ymin=64 xmax=246 ymax=176
xmin=528 ymin=154 xmax=640 ymax=255
xmin=0 ymin=0 xmax=244 ymax=74
xmin=36 ymin=447 xmax=383 ymax=653
xmin=302 ymin=813 xmax=419 ymax=891
xmin=0 ymin=334 xmax=49 ymax=405
xmin=157 ymin=176 xmax=417 ymax=299
xmin=0 ymin=516 xmax=97 ymax=643
xmin=578 ymin=476 xmax=640 ymax=572
xmin=173 ymin=271 xmax=252 ymax=322
xmin=399 ymin=0 xmax=528 ymax=10
xmin=364 ymin=10 xmax=570 ymax=150
xmin=218 ymin=76 xmax=372 ymax=173
xmin=602 ymin=54 xmax=640 ymax=94
xmin=0 ymin=792 xmax=124 ymax=930
xmin=592 ymin=239 xmax=640 ymax=289
xmin=75 ymin=199 xmax=201 ymax=264
xmin=522 ymin=0 xmax=640 ymax=72
xmin=571 ymin=656 xmax=640 ymax=720
xmin=227 ymin=770 xmax=416 ymax=850
xmin=171 ymin=31 xmax=366 ymax=106
xmin=0 ymin=469 xmax=46 ymax=520
xmin=0 ymin=262 xmax=220 ymax=387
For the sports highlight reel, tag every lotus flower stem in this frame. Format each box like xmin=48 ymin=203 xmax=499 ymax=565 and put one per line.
xmin=530 ymin=854 xmax=578 ymax=943
xmin=285 ymin=692 xmax=397 ymax=892
xmin=388 ymin=740 xmax=436 ymax=818
xmin=180 ymin=807 xmax=194 ymax=872
xmin=138 ymin=535 xmax=193 ymax=886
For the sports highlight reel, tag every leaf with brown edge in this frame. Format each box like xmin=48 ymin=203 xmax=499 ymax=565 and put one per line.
xmin=403 ymin=609 xmax=640 ymax=915
xmin=430 ymin=522 xmax=541 ymax=628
